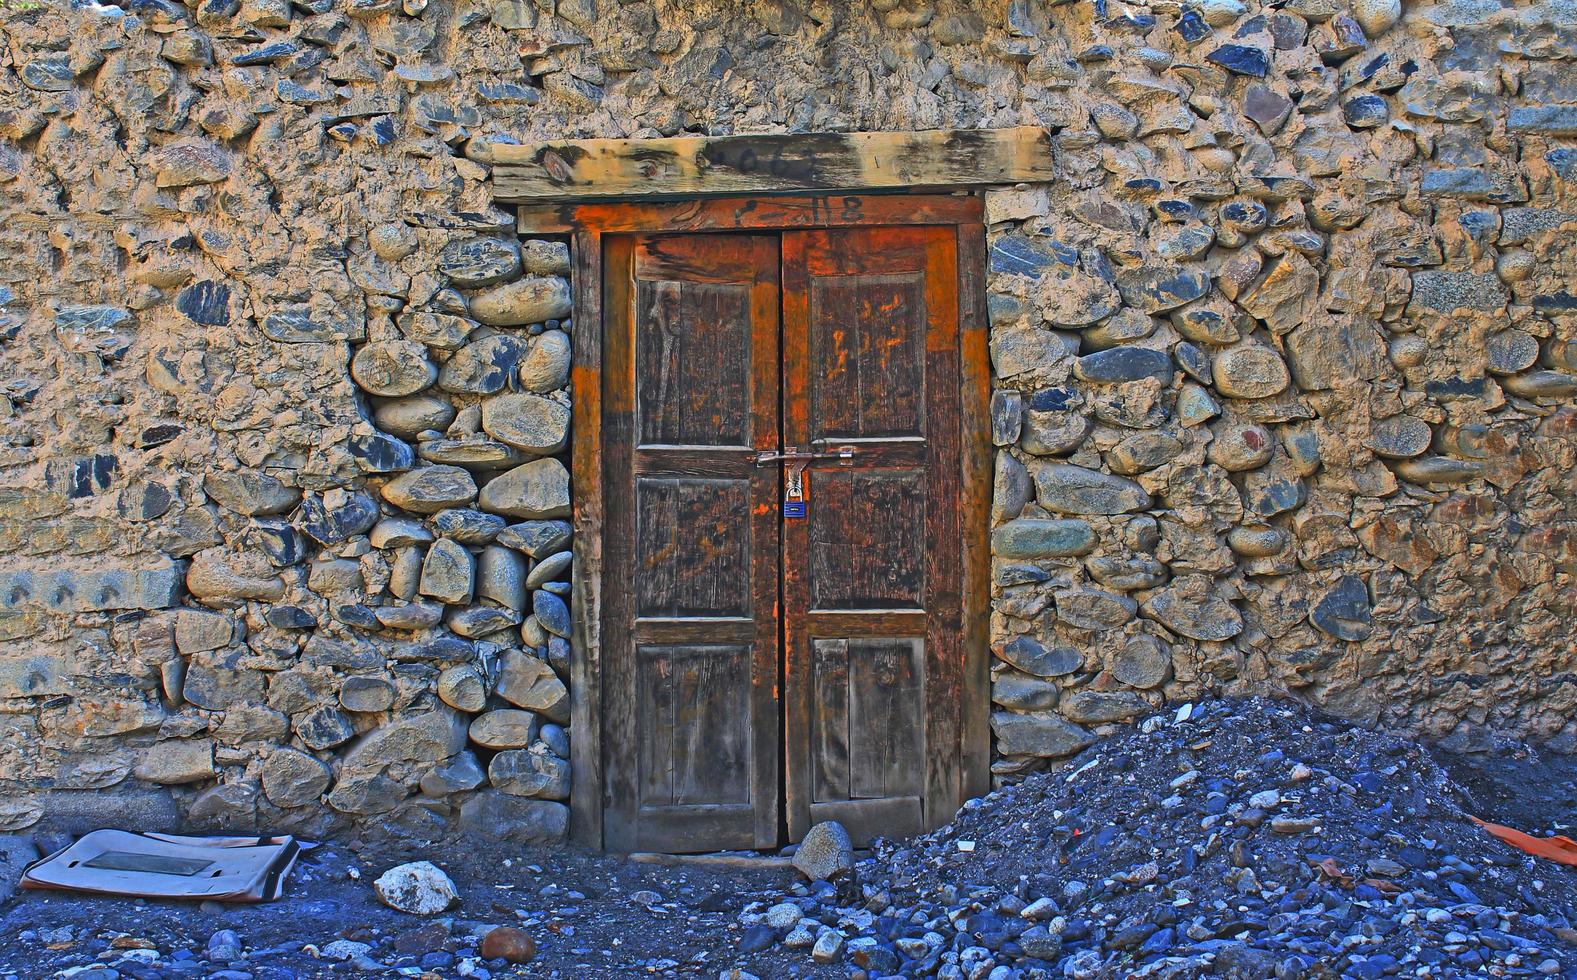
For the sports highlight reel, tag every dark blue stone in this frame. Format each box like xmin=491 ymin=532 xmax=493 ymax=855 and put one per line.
xmin=333 ymin=603 xmax=380 ymax=629
xmin=1447 ymin=881 xmax=1482 ymax=904
xmin=139 ymin=423 xmax=184 ymax=448
xmin=176 ymin=280 xmax=231 ymax=326
xmin=1353 ymin=884 xmax=1383 ymax=902
xmin=1310 ymin=575 xmax=1372 ymax=641
xmin=1534 ymin=290 xmax=1577 ymax=312
xmin=1424 ymin=377 xmax=1487 ymax=399
xmin=989 ymin=235 xmax=1059 ymax=276
xmin=68 ymin=453 xmax=118 ymax=499
xmin=254 ymin=518 xmax=306 ymax=566
xmin=738 ymin=925 xmax=776 ymax=953
xmin=230 ymin=41 xmax=299 ymax=66
xmin=266 ymin=605 xmax=317 ymax=629
xmin=1029 ymin=387 xmax=1078 ymax=411
xmin=1342 ymin=94 xmax=1389 ymax=128
xmin=1458 ymin=210 xmax=1498 ymax=242
xmin=349 ymin=431 xmax=415 ymax=474
xmin=1156 ymin=199 xmax=1199 ymax=221
xmin=370 ymin=117 xmax=398 ymax=145
xmin=298 ymin=491 xmax=379 ymax=546
xmin=534 ymin=590 xmax=571 ymax=637
xmin=1174 ymin=9 xmax=1209 ymax=42
xmin=1208 ymin=44 xmax=1270 ymax=77
xmin=1076 ymin=346 xmax=1173 ymax=384
xmin=1546 ymin=148 xmax=1577 ymax=180
xmin=1077 ymin=44 xmax=1114 ymax=62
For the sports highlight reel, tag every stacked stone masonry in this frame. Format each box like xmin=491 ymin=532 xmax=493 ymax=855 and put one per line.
xmin=0 ymin=0 xmax=1573 ymax=837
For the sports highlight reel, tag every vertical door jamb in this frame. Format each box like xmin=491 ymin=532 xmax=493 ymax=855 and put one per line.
xmin=569 ymin=230 xmax=605 ymax=847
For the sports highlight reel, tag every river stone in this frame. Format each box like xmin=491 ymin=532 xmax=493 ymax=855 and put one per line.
xmin=992 ymin=668 xmax=1060 ymax=710
xmin=374 ymin=603 xmax=444 ymax=630
xmin=1310 ymin=574 xmax=1373 ymax=641
xmin=421 ymin=751 xmax=487 ymax=795
xmin=520 ymin=331 xmax=572 ymax=392
xmin=375 ymin=861 xmax=459 ymax=915
xmin=1107 ymin=432 xmax=1182 ymax=474
xmin=419 ymin=538 xmax=475 ymax=604
xmin=991 ymin=390 xmax=1023 ymax=445
xmin=469 ymin=708 xmax=539 ymax=749
xmin=203 ymin=471 xmax=299 ymax=516
xmin=373 ymin=393 xmax=456 ymax=440
xmin=1021 ymin=409 xmax=1091 ymax=456
xmin=993 ymin=453 xmax=1032 ymax=522
xmin=1031 ymin=463 xmax=1151 ymax=515
xmin=353 ymin=340 xmax=437 ymax=397
xmin=1208 ymin=422 xmax=1275 ymax=471
xmin=296 ymin=705 xmax=356 ymax=750
xmin=478 ymin=545 xmax=527 ymax=610
xmin=1485 ymin=329 xmax=1539 ymax=374
xmin=526 ymin=550 xmax=572 ymax=589
xmin=370 ymin=517 xmax=434 ymax=549
xmin=1227 ymin=525 xmax=1289 ymax=557
xmin=1073 ymin=347 xmax=1174 ymax=384
xmin=1178 ymin=383 xmax=1222 ymax=427
xmin=479 ymin=459 xmax=571 ymax=519
xmin=433 ymin=509 xmax=507 ymax=544
xmin=133 ymin=739 xmax=215 ymax=785
xmin=1085 ymin=554 xmax=1167 ymax=591
xmin=447 ymin=604 xmax=521 ymax=638
xmin=1042 ymin=271 xmax=1120 ymax=327
xmin=1213 ymin=346 xmax=1291 ymax=399
xmin=1142 ymin=576 xmax=1244 ymax=641
xmin=340 ymin=675 xmax=396 ymax=713
xmin=437 ymin=664 xmax=488 ymax=712
xmin=498 ymin=520 xmax=573 ymax=557
xmin=1367 ymin=415 xmax=1433 ymax=459
xmin=533 ymin=590 xmax=570 ymax=637
xmin=439 ymin=335 xmax=530 ymax=395
xmin=261 ymin=748 xmax=332 ymax=808
xmin=1115 ymin=267 xmax=1211 ymax=312
xmin=1502 ymin=370 xmax=1577 ymax=399
xmin=1081 ymin=309 xmax=1156 ymax=351
xmin=990 ymin=710 xmax=1095 ymax=758
xmin=996 ymin=636 xmax=1083 ymax=677
xmin=489 ymin=748 xmax=570 ymax=800
xmin=398 ymin=312 xmax=479 ymax=351
xmin=1109 ymin=635 xmax=1172 ymax=688
xmin=467 ymin=276 xmax=572 ymax=326
xmin=381 ymin=465 xmax=478 ymax=513
xmin=495 ymin=651 xmax=569 ymax=723
xmin=1055 ymin=587 xmax=1137 ymax=630
xmin=481 ymin=393 xmax=570 ymax=453
xmin=991 ymin=518 xmax=1097 ymax=558
xmin=439 ymin=237 xmax=521 ymax=288
xmin=1060 ymin=690 xmax=1148 ymax=724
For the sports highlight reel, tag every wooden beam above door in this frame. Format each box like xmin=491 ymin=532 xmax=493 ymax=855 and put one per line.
xmin=480 ymin=127 xmax=1051 ymax=204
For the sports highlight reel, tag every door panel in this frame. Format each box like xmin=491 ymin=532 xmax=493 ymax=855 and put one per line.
xmin=603 ymin=234 xmax=781 ymax=852
xmin=783 ymin=225 xmax=963 ymax=845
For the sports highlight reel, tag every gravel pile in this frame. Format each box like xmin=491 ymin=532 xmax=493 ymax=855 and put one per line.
xmin=754 ymin=698 xmax=1577 ymax=979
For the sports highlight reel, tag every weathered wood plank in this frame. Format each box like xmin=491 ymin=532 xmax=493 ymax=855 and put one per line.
xmin=569 ymin=230 xmax=604 ymax=848
xmin=956 ymin=222 xmax=993 ymax=803
xmin=521 ymin=193 xmax=983 ymax=234
xmin=488 ymin=128 xmax=1051 ymax=203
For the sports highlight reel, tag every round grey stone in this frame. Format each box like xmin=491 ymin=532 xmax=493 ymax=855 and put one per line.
xmin=519 ymin=330 xmax=572 ymax=393
xmin=373 ymin=393 xmax=456 ymax=440
xmin=481 ymin=392 xmax=570 ymax=454
xmin=353 ymin=340 xmax=437 ymax=397
xmin=381 ymin=465 xmax=478 ymax=514
xmin=1213 ymin=345 xmax=1290 ymax=399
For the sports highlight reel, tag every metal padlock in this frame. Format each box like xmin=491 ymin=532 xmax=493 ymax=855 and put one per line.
xmin=784 ymin=460 xmax=807 ymax=519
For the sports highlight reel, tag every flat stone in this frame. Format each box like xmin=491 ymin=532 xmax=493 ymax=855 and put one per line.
xmin=1073 ymin=347 xmax=1173 ymax=385
xmin=497 ymin=520 xmax=573 ymax=558
xmin=133 ymin=739 xmax=214 ymax=785
xmin=1109 ymin=635 xmax=1172 ymax=688
xmin=1142 ymin=576 xmax=1244 ymax=641
xmin=353 ymin=340 xmax=437 ymax=397
xmin=1213 ymin=346 xmax=1291 ymax=399
xmin=525 ymin=550 xmax=572 ymax=589
xmin=467 ymin=276 xmax=572 ymax=326
xmin=993 ymin=453 xmax=1032 ymax=522
xmin=996 ymin=636 xmax=1083 ymax=677
xmin=992 ymin=668 xmax=1060 ymax=710
xmin=1059 ymin=689 xmax=1147 ymax=724
xmin=1244 ymin=84 xmax=1294 ymax=133
xmin=373 ymin=394 xmax=457 ymax=440
xmin=481 ymin=393 xmax=570 ymax=453
xmin=370 ymin=518 xmax=434 ymax=549
xmin=519 ymin=331 xmax=572 ymax=392
xmin=1509 ymin=105 xmax=1577 ymax=135
xmin=489 ymin=748 xmax=570 ymax=799
xmin=203 ymin=471 xmax=299 ymax=516
xmin=174 ymin=609 xmax=233 ymax=655
xmin=421 ymin=750 xmax=487 ymax=795
xmin=1107 ymin=432 xmax=1182 ymax=474
xmin=495 ymin=651 xmax=569 ymax=723
xmin=343 ymin=708 xmax=469 ymax=772
xmin=298 ymin=491 xmax=380 ymax=546
xmin=479 ymin=459 xmax=571 ymax=519
xmin=469 ymin=708 xmax=539 ymax=749
xmin=1207 ymin=43 xmax=1270 ymax=77
xmin=439 ymin=237 xmax=522 ymax=288
xmin=418 ymin=438 xmax=528 ymax=469
xmin=991 ymin=518 xmax=1097 ymax=558
xmin=381 ymin=465 xmax=478 ymax=514
xmin=153 ymin=140 xmax=232 ymax=187
xmin=374 ymin=603 xmax=444 ymax=630
xmin=432 ymin=509 xmax=508 ymax=545
xmin=176 ymin=281 xmax=231 ymax=325
xmin=1408 ymin=271 xmax=1507 ymax=313
xmin=1020 ymin=409 xmax=1091 ymax=456
xmin=1310 ymin=574 xmax=1373 ymax=641
xmin=1485 ymin=329 xmax=1539 ymax=374
xmin=1031 ymin=463 xmax=1151 ymax=515
xmin=1285 ymin=317 xmax=1386 ymax=390
xmin=990 ymin=710 xmax=1095 ymax=758
xmin=447 ymin=604 xmax=521 ymax=638
xmin=1055 ymin=587 xmax=1137 ymax=630
xmin=439 ymin=335 xmax=530 ymax=395
xmin=419 ymin=539 xmax=474 ymax=604
xmin=397 ymin=312 xmax=479 ymax=351
xmin=1115 ymin=267 xmax=1211 ymax=313
xmin=1502 ymin=370 xmax=1577 ymax=399
xmin=1367 ymin=415 xmax=1432 ymax=459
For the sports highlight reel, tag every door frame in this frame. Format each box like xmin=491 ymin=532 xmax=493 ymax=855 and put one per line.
xmin=540 ymin=193 xmax=991 ymax=849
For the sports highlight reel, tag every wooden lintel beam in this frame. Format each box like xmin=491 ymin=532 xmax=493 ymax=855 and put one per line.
xmin=481 ymin=127 xmax=1051 ymax=203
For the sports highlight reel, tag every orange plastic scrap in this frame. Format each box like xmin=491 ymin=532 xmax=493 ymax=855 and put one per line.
xmin=1471 ymin=816 xmax=1577 ymax=867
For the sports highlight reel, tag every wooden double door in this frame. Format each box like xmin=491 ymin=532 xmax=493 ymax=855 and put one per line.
xmin=598 ymin=213 xmax=979 ymax=853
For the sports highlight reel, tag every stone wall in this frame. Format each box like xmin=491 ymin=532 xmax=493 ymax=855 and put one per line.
xmin=0 ymin=0 xmax=1572 ymax=839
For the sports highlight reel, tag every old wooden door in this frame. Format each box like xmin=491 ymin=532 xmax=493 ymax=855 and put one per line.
xmin=598 ymin=210 xmax=975 ymax=852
